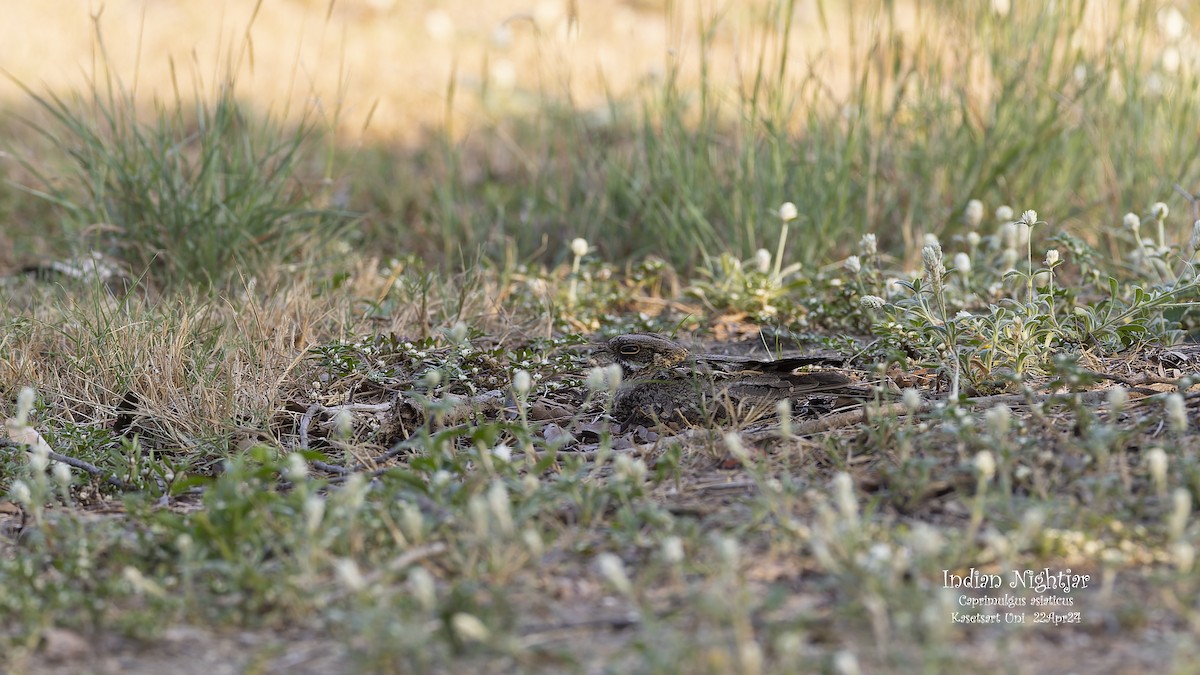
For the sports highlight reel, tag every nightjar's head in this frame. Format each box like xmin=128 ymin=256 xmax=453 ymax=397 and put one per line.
xmin=598 ymin=333 xmax=690 ymax=377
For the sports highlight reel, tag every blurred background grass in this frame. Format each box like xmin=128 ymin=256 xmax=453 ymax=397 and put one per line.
xmin=2 ymin=0 xmax=1198 ymax=288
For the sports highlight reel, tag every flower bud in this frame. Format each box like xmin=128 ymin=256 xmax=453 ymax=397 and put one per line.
xmin=597 ymin=553 xmax=633 ymax=595
xmin=975 ymin=450 xmax=996 ymax=482
xmin=512 ymin=369 xmax=532 ymax=396
xmin=779 ymin=202 xmax=799 ymax=222
xmin=1107 ymin=386 xmax=1128 ymax=411
xmin=451 ymin=613 xmax=491 ymax=642
xmin=1166 ymin=393 xmax=1187 ymax=433
xmin=1123 ymin=212 xmax=1141 ymax=232
xmin=754 ymin=248 xmax=771 ymax=273
xmin=902 ymin=388 xmax=922 ymax=413
xmin=1146 ymin=447 xmax=1168 ymax=495
xmin=986 ymin=405 xmax=1011 ymax=437
xmin=964 ymin=199 xmax=984 ymax=228
xmin=953 ymin=252 xmax=971 ymax=275
xmin=859 ymin=233 xmax=877 ymax=257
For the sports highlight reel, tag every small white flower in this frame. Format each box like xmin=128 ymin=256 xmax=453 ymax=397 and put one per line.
xmin=1020 ymin=210 xmax=1039 ymax=226
xmin=423 ymin=369 xmax=442 ymax=388
xmin=1169 ymin=488 xmax=1191 ymax=541
xmin=922 ymin=233 xmax=941 ymax=249
xmin=14 ymin=386 xmax=36 ymax=427
xmin=303 ymin=494 xmax=326 ymax=535
xmin=1165 ymin=393 xmax=1187 ymax=433
xmin=597 ymin=553 xmax=633 ymax=595
xmin=334 ymin=408 xmax=354 ymax=438
xmin=522 ymin=528 xmax=544 ymax=557
xmin=603 ymin=363 xmax=623 ymax=390
xmin=449 ymin=321 xmax=469 ymax=344
xmin=1159 ymin=5 xmax=1188 ymax=41
xmin=859 ymin=295 xmax=886 ymax=309
xmin=585 ymin=366 xmax=608 ymax=391
xmin=1146 ymin=448 xmax=1168 ymax=493
xmin=964 ymin=199 xmax=984 ymax=228
xmin=975 ymin=450 xmax=996 ymax=482
xmin=844 ymin=255 xmax=861 ymax=274
xmin=966 ymin=231 xmax=981 ymax=248
xmin=995 ymin=205 xmax=1014 ymax=222
xmin=1124 ymin=212 xmax=1141 ymax=232
xmin=1107 ymin=386 xmax=1128 ymax=411
xmin=614 ymin=455 xmax=647 ymax=484
xmin=1162 ymin=46 xmax=1181 ymax=73
xmin=29 ymin=444 xmax=49 ymax=472
xmin=512 ymin=369 xmax=532 ymax=396
xmin=717 ymin=536 xmax=740 ymax=567
xmin=1173 ymin=542 xmax=1195 ymax=573
xmin=334 ymin=558 xmax=366 ymax=592
xmin=661 ymin=536 xmax=684 ymax=564
xmin=953 ymin=252 xmax=971 ymax=275
xmin=10 ymin=480 xmax=31 ymax=505
xmin=724 ymin=432 xmax=750 ymax=464
xmin=492 ymin=443 xmax=512 ymax=462
xmin=833 ymin=650 xmax=862 ymax=675
xmin=285 ymin=453 xmax=309 ymax=481
xmin=1044 ymin=249 xmax=1060 ymax=266
xmin=902 ymin=388 xmax=922 ymax=413
xmin=986 ymin=405 xmax=1011 ymax=437
xmin=776 ymin=399 xmax=792 ymax=438
xmin=487 ymin=481 xmax=513 ymax=534
xmin=409 ymin=567 xmax=437 ymax=610
xmin=922 ymin=243 xmax=945 ymax=278
xmin=859 ymin=233 xmax=877 ymax=257
xmin=53 ymin=463 xmax=71 ymax=487
xmin=570 ymin=237 xmax=590 ymax=258
xmin=1152 ymin=202 xmax=1169 ymax=221
xmin=451 ymin=613 xmax=491 ymax=642
xmin=779 ymin=202 xmax=799 ymax=222
xmin=754 ymin=248 xmax=771 ymax=273
xmin=833 ymin=472 xmax=857 ymax=522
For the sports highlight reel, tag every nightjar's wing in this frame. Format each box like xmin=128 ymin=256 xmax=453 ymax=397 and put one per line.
xmin=716 ymin=370 xmax=856 ymax=397
xmin=694 ymin=353 xmax=846 ymax=375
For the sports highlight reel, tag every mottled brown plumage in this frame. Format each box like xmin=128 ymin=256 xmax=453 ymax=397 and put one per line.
xmin=595 ymin=333 xmax=859 ymax=427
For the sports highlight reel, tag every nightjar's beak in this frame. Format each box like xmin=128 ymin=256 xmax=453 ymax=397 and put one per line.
xmin=588 ymin=342 xmax=617 ymax=369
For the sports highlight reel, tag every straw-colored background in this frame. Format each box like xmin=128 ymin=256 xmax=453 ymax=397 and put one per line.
xmin=0 ymin=0 xmax=892 ymax=142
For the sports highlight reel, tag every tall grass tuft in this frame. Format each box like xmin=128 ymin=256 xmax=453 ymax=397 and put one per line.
xmin=373 ymin=0 xmax=1200 ymax=272
xmin=11 ymin=17 xmax=352 ymax=291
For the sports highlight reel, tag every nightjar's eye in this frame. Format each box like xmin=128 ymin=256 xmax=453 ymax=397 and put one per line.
xmin=619 ymin=345 xmax=641 ymax=356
